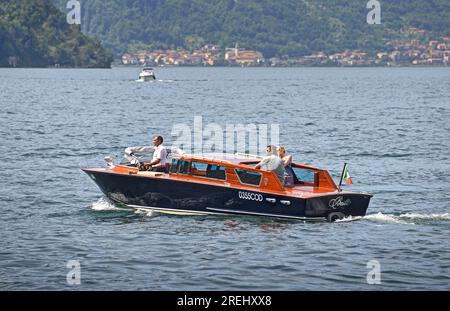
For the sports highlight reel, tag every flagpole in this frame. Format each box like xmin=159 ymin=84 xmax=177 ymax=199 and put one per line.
xmin=338 ymin=162 xmax=347 ymax=192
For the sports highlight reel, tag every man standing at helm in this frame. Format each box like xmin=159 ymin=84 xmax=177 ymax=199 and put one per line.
xmin=125 ymin=135 xmax=168 ymax=172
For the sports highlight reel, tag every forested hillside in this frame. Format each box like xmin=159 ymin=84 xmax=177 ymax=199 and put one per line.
xmin=0 ymin=0 xmax=113 ymax=67
xmin=53 ymin=0 xmax=450 ymax=57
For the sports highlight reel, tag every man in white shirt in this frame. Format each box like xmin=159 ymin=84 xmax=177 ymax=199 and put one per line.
xmin=125 ymin=135 xmax=167 ymax=172
xmin=148 ymin=135 xmax=167 ymax=171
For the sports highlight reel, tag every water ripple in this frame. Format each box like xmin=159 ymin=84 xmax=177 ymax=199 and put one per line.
xmin=1 ymin=67 xmax=450 ymax=290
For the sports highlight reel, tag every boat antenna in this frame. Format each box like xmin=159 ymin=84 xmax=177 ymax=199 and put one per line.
xmin=337 ymin=162 xmax=347 ymax=192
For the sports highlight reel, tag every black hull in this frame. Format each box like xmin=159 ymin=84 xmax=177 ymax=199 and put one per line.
xmin=83 ymin=170 xmax=372 ymax=221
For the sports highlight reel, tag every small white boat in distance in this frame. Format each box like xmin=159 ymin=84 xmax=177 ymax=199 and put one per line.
xmin=138 ymin=67 xmax=156 ymax=81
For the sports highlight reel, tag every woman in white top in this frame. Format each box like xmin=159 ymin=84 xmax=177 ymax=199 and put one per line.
xmin=277 ymin=145 xmax=294 ymax=186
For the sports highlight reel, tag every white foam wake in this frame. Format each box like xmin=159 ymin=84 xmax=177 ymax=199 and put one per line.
xmin=90 ymin=197 xmax=124 ymax=211
xmin=364 ymin=212 xmax=410 ymax=224
xmin=363 ymin=212 xmax=450 ymax=224
xmin=335 ymin=216 xmax=364 ymax=223
xmin=397 ymin=213 xmax=450 ymax=221
xmin=135 ymin=79 xmax=173 ymax=83
xmin=134 ymin=208 xmax=159 ymax=217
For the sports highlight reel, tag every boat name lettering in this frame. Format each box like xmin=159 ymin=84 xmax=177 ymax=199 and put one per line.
xmin=238 ymin=191 xmax=263 ymax=202
xmin=329 ymin=196 xmax=351 ymax=209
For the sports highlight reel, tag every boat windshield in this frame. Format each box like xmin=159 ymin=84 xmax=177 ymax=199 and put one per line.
xmin=119 ymin=154 xmax=153 ymax=165
xmin=291 ymin=166 xmax=316 ymax=185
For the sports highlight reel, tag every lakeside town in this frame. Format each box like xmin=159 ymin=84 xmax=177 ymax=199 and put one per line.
xmin=122 ymin=28 xmax=450 ymax=67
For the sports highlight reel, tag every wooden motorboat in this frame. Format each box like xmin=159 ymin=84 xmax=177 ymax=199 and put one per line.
xmin=82 ymin=152 xmax=372 ymax=222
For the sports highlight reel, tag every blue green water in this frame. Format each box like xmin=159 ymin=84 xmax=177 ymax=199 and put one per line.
xmin=0 ymin=67 xmax=449 ymax=290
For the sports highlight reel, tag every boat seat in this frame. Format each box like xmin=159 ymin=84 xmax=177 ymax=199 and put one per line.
xmin=191 ymin=168 xmax=207 ymax=176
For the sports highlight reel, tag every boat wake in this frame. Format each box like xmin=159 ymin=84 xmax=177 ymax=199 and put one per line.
xmin=361 ymin=212 xmax=450 ymax=224
xmin=134 ymin=79 xmax=174 ymax=83
xmin=88 ymin=197 xmax=449 ymax=225
xmin=134 ymin=208 xmax=159 ymax=217
xmin=89 ymin=198 xmax=156 ymax=215
xmin=90 ymin=197 xmax=129 ymax=211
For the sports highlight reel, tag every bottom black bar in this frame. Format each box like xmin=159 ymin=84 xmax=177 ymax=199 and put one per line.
xmin=0 ymin=291 xmax=448 ymax=309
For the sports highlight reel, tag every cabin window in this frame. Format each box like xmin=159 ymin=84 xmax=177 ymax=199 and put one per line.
xmin=179 ymin=160 xmax=190 ymax=175
xmin=235 ymin=169 xmax=262 ymax=186
xmin=191 ymin=161 xmax=226 ymax=181
xmin=206 ymin=164 xmax=226 ymax=180
xmin=292 ymin=167 xmax=315 ymax=184
xmin=170 ymin=159 xmax=180 ymax=174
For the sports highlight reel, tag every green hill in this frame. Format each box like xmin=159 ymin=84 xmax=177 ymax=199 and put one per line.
xmin=0 ymin=0 xmax=113 ymax=67
xmin=53 ymin=0 xmax=450 ymax=57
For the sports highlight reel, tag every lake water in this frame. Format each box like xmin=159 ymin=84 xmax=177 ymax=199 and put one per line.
xmin=0 ymin=67 xmax=449 ymax=290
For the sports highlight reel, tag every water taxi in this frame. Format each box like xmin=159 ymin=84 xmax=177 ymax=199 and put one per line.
xmin=82 ymin=152 xmax=372 ymax=222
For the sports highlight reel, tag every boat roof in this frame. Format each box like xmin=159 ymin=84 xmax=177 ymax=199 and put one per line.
xmin=186 ymin=153 xmax=261 ymax=165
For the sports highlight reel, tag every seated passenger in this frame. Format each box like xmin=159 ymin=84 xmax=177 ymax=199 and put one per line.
xmin=255 ymin=145 xmax=285 ymax=184
xmin=277 ymin=145 xmax=294 ymax=187
xmin=125 ymin=135 xmax=167 ymax=172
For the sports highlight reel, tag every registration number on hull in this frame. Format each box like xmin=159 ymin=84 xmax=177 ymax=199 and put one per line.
xmin=238 ymin=191 xmax=263 ymax=202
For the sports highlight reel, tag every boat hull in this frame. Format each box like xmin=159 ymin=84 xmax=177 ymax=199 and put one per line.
xmin=139 ymin=75 xmax=156 ymax=81
xmin=83 ymin=169 xmax=371 ymax=221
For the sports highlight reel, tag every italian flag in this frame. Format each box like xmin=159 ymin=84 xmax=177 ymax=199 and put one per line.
xmin=343 ymin=166 xmax=353 ymax=185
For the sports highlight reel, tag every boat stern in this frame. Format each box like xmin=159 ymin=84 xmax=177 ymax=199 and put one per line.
xmin=305 ymin=192 xmax=372 ymax=221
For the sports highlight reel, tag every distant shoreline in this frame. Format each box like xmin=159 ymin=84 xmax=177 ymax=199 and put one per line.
xmin=114 ymin=63 xmax=450 ymax=68
xmin=1 ymin=64 xmax=449 ymax=69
